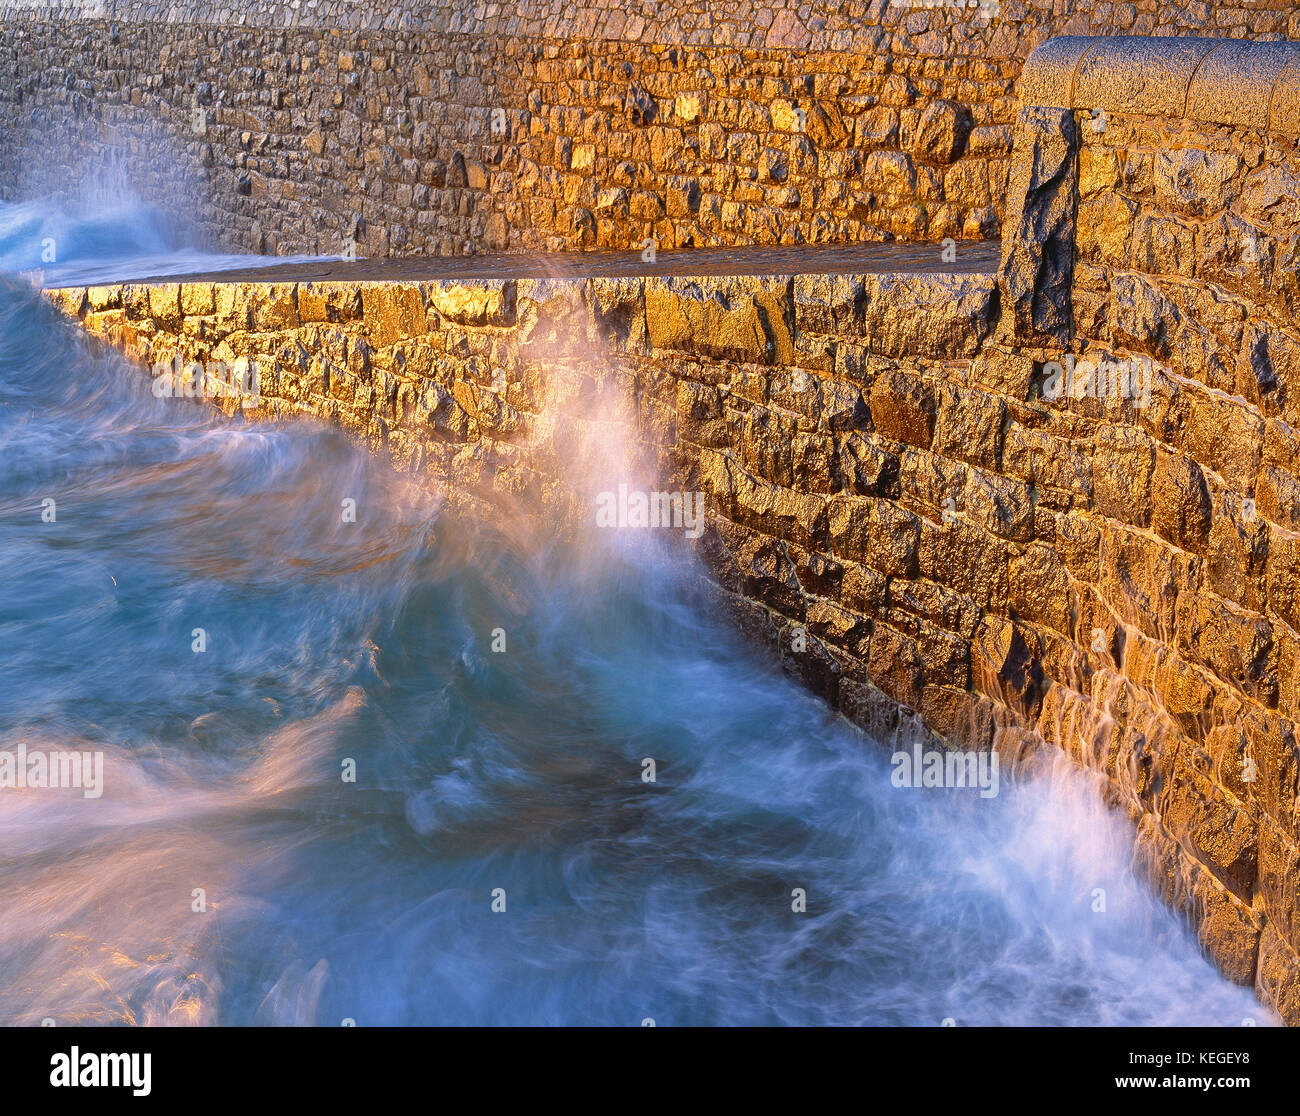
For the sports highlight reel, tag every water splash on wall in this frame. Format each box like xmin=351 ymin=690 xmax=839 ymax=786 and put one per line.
xmin=0 ymin=275 xmax=1274 ymax=1025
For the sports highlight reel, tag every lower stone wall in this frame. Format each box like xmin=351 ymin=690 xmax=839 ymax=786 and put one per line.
xmin=1074 ymin=110 xmax=1300 ymax=1031
xmin=42 ymin=265 xmax=1300 ymax=1023
xmin=995 ymin=88 xmax=1300 ymax=1026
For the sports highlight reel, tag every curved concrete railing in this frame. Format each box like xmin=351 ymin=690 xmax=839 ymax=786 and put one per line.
xmin=1020 ymin=35 xmax=1300 ymax=134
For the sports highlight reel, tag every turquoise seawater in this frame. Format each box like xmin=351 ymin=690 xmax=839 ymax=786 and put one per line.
xmin=0 ymin=200 xmax=1272 ymax=1026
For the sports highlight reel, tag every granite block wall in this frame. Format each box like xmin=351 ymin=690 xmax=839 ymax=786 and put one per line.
xmin=2 ymin=3 xmax=1300 ymax=259
xmin=19 ymin=16 xmax=1300 ymax=1022
xmin=996 ymin=34 xmax=1300 ymax=1022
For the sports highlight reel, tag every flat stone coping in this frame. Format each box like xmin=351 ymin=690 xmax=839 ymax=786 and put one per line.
xmin=1020 ymin=35 xmax=1300 ymax=135
xmin=61 ymin=242 xmax=1000 ymax=289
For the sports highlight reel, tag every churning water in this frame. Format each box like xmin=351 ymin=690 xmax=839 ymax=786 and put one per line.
xmin=0 ymin=198 xmax=1273 ymax=1026
xmin=0 ymin=196 xmax=328 ymax=287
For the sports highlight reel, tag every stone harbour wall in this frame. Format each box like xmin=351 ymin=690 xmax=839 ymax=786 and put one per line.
xmin=24 ymin=20 xmax=1300 ymax=1023
xmin=42 ymin=201 xmax=1300 ymax=1024
xmin=996 ymin=35 xmax=1300 ymax=1022
xmin=2 ymin=2 xmax=1300 ymax=258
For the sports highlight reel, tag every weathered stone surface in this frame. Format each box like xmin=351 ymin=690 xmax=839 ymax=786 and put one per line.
xmin=1092 ymin=426 xmax=1155 ymax=528
xmin=1098 ymin=522 xmax=1195 ymax=641
xmin=427 ymin=280 xmax=516 ymax=327
xmin=919 ymin=519 xmax=1012 ymax=614
xmin=647 ymin=277 xmax=792 ymax=366
xmin=1017 ymin=36 xmax=1096 ymax=107
xmin=827 ymin=496 xmax=919 ymax=578
xmin=1003 ymin=420 xmax=1093 ymax=497
xmin=1076 ymin=192 xmax=1137 ymax=270
xmin=1069 ymin=36 xmax=1234 ymax=121
xmin=1009 ymin=543 xmax=1072 ymax=635
xmin=972 ymin=616 xmax=1045 ymax=720
xmin=932 ymin=383 xmax=1006 ymax=471
xmin=1151 ymin=451 xmax=1212 ymax=554
xmin=868 ymin=369 xmax=935 ymax=449
xmin=1176 ymin=593 xmax=1277 ymax=705
xmin=792 ymin=274 xmax=862 ymax=337
xmin=1267 ymin=534 xmax=1300 ymax=634
xmin=1259 ymin=818 xmax=1300 ymax=949
xmin=1155 ymin=149 xmax=1244 ymax=220
xmin=1187 ymin=41 xmax=1294 ymax=131
xmin=1180 ymin=388 xmax=1264 ymax=481
xmin=998 ymin=107 xmax=1077 ymax=345
xmin=1207 ymin=500 xmax=1269 ymax=612
xmin=1258 ymin=923 xmax=1300 ymax=1023
xmin=1162 ymin=758 xmax=1259 ymax=903
xmin=907 ymin=100 xmax=971 ymax=164
xmin=360 ymin=284 xmax=426 ymax=346
xmin=1239 ymin=321 xmax=1296 ymax=414
xmin=860 ymin=274 xmax=993 ymax=359
xmin=1271 ymin=56 xmax=1300 ymax=137
xmin=1136 ymin=815 xmax=1264 ymax=988
xmin=866 ymin=622 xmax=925 ymax=708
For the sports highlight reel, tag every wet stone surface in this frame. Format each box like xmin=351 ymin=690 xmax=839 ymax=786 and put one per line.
xmin=111 ymin=241 xmax=1003 ymax=288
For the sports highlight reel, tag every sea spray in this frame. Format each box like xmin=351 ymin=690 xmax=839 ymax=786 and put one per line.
xmin=0 ymin=198 xmax=1275 ymax=1027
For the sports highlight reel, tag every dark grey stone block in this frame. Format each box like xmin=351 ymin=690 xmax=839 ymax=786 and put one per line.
xmin=998 ymin=107 xmax=1078 ymax=347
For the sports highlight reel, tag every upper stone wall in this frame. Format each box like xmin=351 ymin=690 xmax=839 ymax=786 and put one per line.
xmin=4 ymin=1 xmax=1299 ymax=259
xmin=2 ymin=2 xmax=1300 ymax=259
xmin=1 ymin=0 xmax=1298 ymax=49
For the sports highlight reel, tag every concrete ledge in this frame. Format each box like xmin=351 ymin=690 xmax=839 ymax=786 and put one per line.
xmin=45 ymin=243 xmax=1002 ymax=291
xmin=1074 ymin=36 xmax=1220 ymax=119
xmin=1021 ymin=35 xmax=1300 ymax=135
